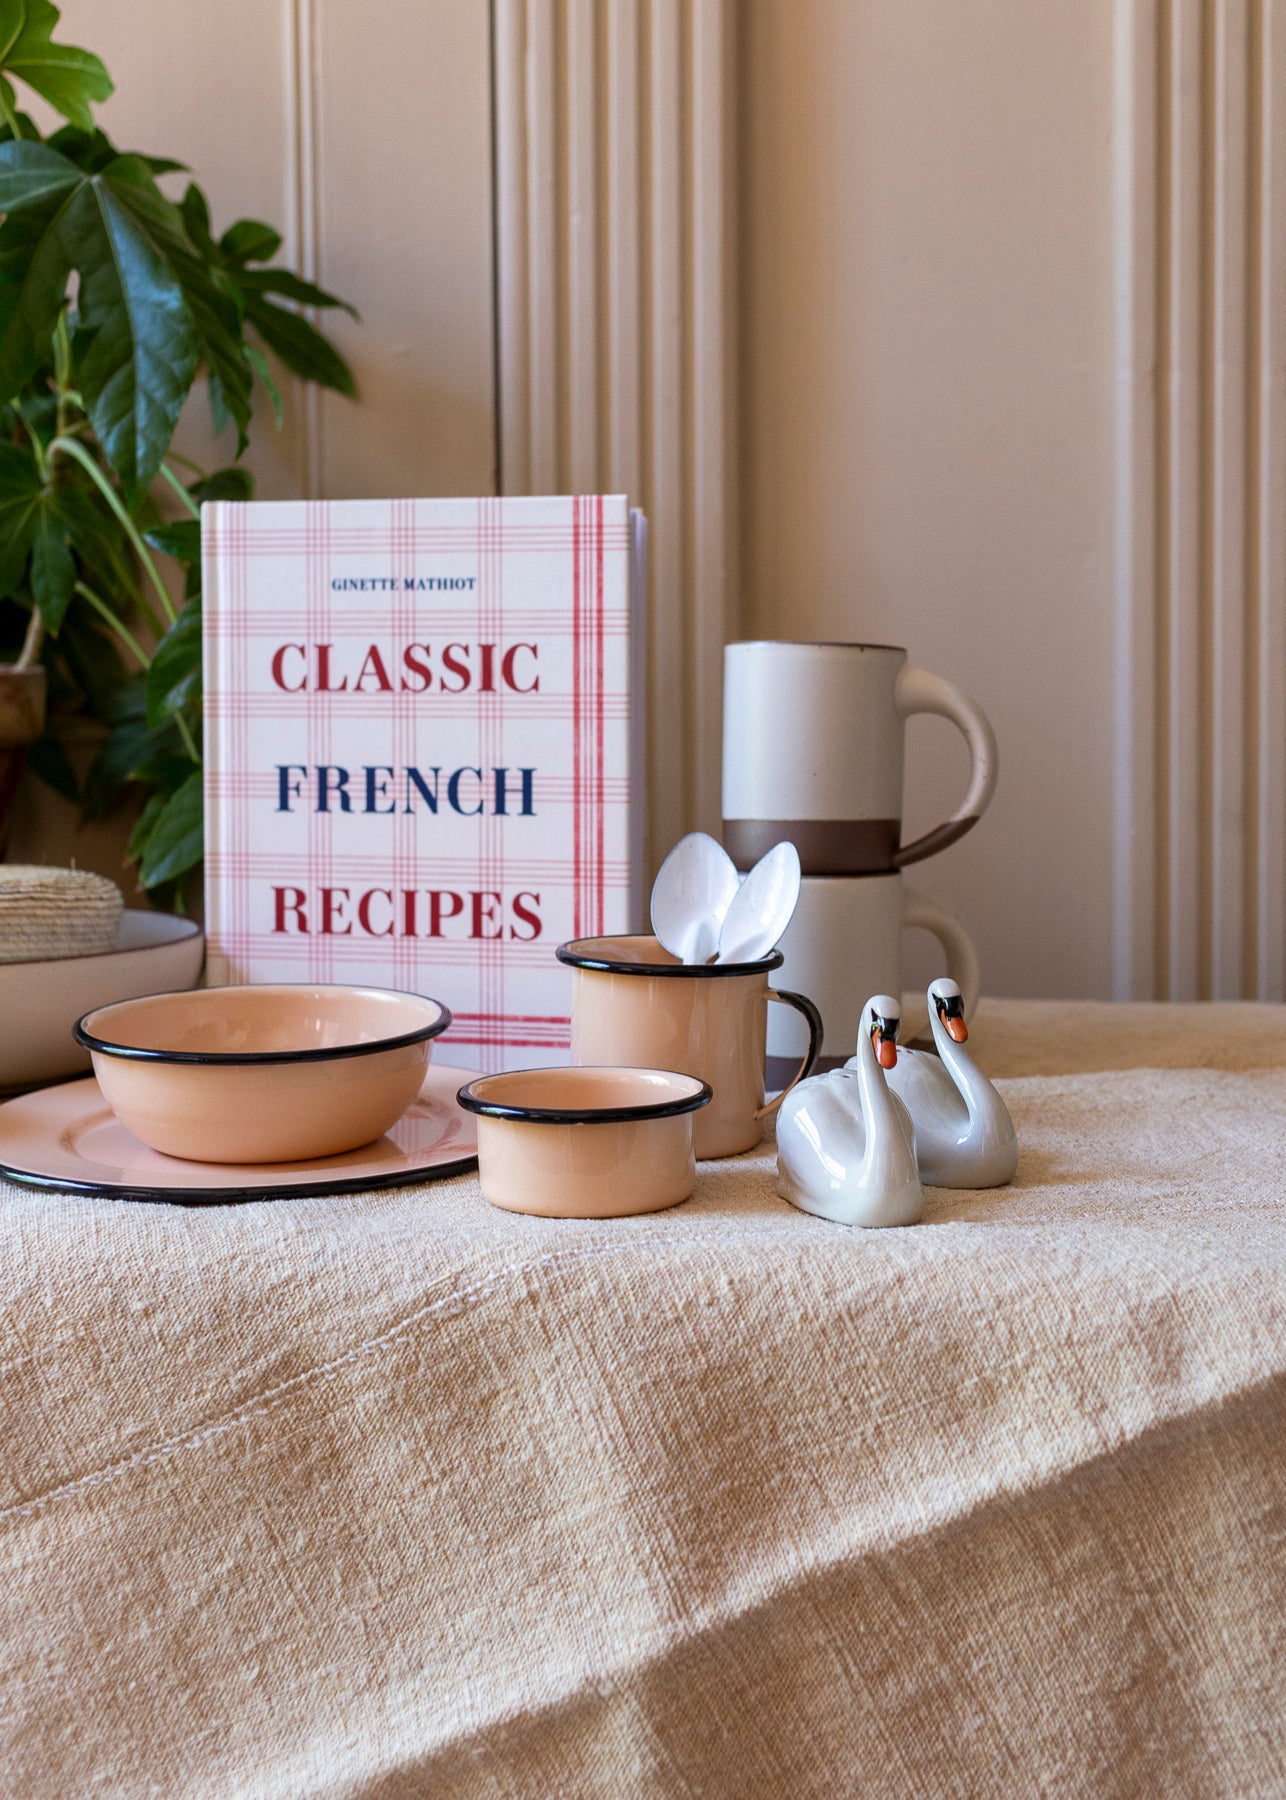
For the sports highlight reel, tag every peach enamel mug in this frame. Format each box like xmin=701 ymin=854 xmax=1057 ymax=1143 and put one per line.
xmin=74 ymin=983 xmax=451 ymax=1163
xmin=457 ymin=1065 xmax=711 ymax=1217
xmin=557 ymin=935 xmax=823 ymax=1158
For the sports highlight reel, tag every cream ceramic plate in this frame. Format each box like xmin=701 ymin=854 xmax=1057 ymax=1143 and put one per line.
xmin=0 ymin=1063 xmax=481 ymax=1204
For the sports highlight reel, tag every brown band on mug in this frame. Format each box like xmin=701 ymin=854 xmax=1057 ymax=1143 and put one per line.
xmin=891 ymin=815 xmax=980 ymax=868
xmin=723 ymin=817 xmax=901 ymax=875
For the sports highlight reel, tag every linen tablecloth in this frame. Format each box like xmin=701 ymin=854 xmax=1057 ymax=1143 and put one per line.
xmin=1 ymin=1000 xmax=1284 ymax=1797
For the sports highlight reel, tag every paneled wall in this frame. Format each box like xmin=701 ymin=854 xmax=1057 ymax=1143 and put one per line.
xmin=492 ymin=0 xmax=736 ymax=868
xmin=740 ymin=0 xmax=1120 ymax=1000
xmin=741 ymin=0 xmax=1286 ymax=1002
xmin=1115 ymin=0 xmax=1286 ymax=1000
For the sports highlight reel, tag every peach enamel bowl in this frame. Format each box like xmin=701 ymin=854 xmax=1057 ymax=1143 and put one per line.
xmin=74 ymin=984 xmax=451 ymax=1164
xmin=456 ymin=1065 xmax=711 ymax=1218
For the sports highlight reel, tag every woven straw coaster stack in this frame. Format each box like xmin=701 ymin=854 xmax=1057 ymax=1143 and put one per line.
xmin=0 ymin=867 xmax=124 ymax=964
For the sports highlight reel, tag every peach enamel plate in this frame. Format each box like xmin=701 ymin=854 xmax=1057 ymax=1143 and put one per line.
xmin=0 ymin=1064 xmax=481 ymax=1205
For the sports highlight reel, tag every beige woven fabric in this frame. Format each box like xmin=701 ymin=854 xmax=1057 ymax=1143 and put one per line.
xmin=1 ymin=1001 xmax=1284 ymax=1797
xmin=0 ymin=866 xmax=122 ymax=963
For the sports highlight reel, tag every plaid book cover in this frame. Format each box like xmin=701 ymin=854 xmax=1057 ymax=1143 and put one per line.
xmin=202 ymin=495 xmax=643 ymax=1071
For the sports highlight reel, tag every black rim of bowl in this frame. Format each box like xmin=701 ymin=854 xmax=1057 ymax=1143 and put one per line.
xmin=73 ymin=985 xmax=453 ymax=1066
xmin=556 ymin=939 xmax=784 ymax=979
xmin=457 ymin=1068 xmax=713 ymax=1125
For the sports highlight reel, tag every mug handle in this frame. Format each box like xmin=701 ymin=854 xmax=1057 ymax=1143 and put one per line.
xmin=756 ymin=988 xmax=824 ymax=1119
xmin=902 ymin=886 xmax=982 ymax=1032
xmin=893 ymin=665 xmax=998 ymax=868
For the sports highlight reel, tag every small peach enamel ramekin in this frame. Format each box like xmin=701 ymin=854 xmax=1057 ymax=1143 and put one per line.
xmin=74 ymin=984 xmax=451 ymax=1164
xmin=456 ymin=1065 xmax=712 ymax=1218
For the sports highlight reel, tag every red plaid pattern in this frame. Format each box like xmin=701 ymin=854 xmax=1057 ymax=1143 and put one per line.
xmin=202 ymin=496 xmax=639 ymax=1071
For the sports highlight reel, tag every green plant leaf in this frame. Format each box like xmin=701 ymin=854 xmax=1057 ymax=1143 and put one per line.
xmin=43 ymin=128 xmax=180 ymax=179
xmin=136 ymin=767 xmax=202 ymax=888
xmin=44 ymin=123 xmax=115 ymax=173
xmin=191 ymin=465 xmax=253 ymax=504
xmin=0 ymin=0 xmax=112 ymax=131
xmin=243 ymin=341 xmax=282 ymax=425
xmin=29 ymin=501 xmax=72 ymax=627
xmin=25 ymin=725 xmax=79 ymax=801
xmin=0 ymin=436 xmax=73 ymax=626
xmin=69 ymin=175 xmax=197 ymax=492
xmin=82 ymin=712 xmax=161 ymax=815
xmin=0 ymin=5 xmax=23 ymax=65
xmin=238 ymin=266 xmax=357 ymax=316
xmin=126 ymin=785 xmax=165 ymax=862
xmin=52 ymin=604 xmax=128 ymax=710
xmin=206 ymin=371 xmax=229 ymax=437
xmin=130 ymin=749 xmax=193 ymax=792
xmin=48 ymin=479 xmax=149 ymax=618
xmin=180 ymin=181 xmax=214 ymax=252
xmin=98 ymin=670 xmax=147 ymax=723
xmin=146 ymin=598 xmax=201 ymax=726
xmin=0 ymin=146 xmax=201 ymax=492
xmin=244 ymin=293 xmax=355 ymax=396
xmin=220 ymin=218 xmax=280 ymax=266
xmin=0 ymin=435 xmax=40 ymax=590
xmin=142 ymin=518 xmax=200 ymax=563
xmin=0 ymin=136 xmax=79 ymax=210
xmin=101 ymin=159 xmax=253 ymax=452
xmin=188 ymin=295 xmax=252 ymax=450
xmin=0 ymin=198 xmax=76 ymax=402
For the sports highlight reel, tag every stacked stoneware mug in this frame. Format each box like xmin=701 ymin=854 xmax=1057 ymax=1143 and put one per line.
xmin=722 ymin=640 xmax=997 ymax=1075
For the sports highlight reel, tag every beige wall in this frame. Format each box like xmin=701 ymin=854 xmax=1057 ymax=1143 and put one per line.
xmin=739 ymin=0 xmax=1119 ymax=997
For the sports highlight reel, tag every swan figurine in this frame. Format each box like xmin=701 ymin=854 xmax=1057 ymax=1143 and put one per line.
xmin=776 ymin=994 xmax=924 ymax=1227
xmin=874 ymin=977 xmax=1018 ymax=1188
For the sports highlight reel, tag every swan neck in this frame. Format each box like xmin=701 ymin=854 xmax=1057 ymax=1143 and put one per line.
xmin=856 ymin=1025 xmax=901 ymax=1125
xmin=930 ymin=1007 xmax=995 ymax=1121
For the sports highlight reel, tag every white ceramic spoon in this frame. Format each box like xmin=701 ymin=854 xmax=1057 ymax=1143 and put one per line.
xmin=650 ymin=832 xmax=741 ymax=963
xmin=715 ymin=840 xmax=802 ymax=963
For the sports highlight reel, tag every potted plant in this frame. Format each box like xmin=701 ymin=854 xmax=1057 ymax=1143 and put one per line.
xmin=0 ymin=0 xmax=355 ymax=898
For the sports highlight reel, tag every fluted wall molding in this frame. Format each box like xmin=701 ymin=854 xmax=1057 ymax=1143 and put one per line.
xmin=493 ymin=0 xmax=735 ymax=871
xmin=1114 ymin=0 xmax=1286 ymax=999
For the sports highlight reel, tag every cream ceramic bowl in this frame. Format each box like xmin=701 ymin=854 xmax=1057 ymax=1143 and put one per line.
xmin=74 ymin=984 xmax=451 ymax=1164
xmin=457 ymin=1065 xmax=712 ymax=1218
xmin=0 ymin=910 xmax=204 ymax=1094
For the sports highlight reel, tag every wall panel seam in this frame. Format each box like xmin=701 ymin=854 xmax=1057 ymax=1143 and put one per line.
xmin=1115 ymin=0 xmax=1283 ymax=999
xmin=493 ymin=0 xmax=735 ymax=868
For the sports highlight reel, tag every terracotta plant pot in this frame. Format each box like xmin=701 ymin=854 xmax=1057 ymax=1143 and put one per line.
xmin=0 ymin=667 xmax=46 ymax=861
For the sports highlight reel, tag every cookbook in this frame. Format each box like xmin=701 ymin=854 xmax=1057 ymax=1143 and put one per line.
xmin=202 ymin=495 xmax=646 ymax=1070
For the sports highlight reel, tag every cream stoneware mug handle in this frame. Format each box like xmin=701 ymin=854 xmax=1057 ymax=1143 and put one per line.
xmin=901 ymin=886 xmax=981 ymax=1039
xmin=893 ymin=665 xmax=998 ymax=868
xmin=756 ymin=988 xmax=824 ymax=1118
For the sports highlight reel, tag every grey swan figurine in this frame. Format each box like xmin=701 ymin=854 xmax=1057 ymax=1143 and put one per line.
xmin=871 ymin=977 xmax=1018 ymax=1188
xmin=776 ymin=994 xmax=924 ymax=1227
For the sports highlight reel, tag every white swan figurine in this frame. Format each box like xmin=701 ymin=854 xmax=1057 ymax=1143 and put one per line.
xmin=874 ymin=977 xmax=1018 ymax=1188
xmin=776 ymin=993 xmax=924 ymax=1227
